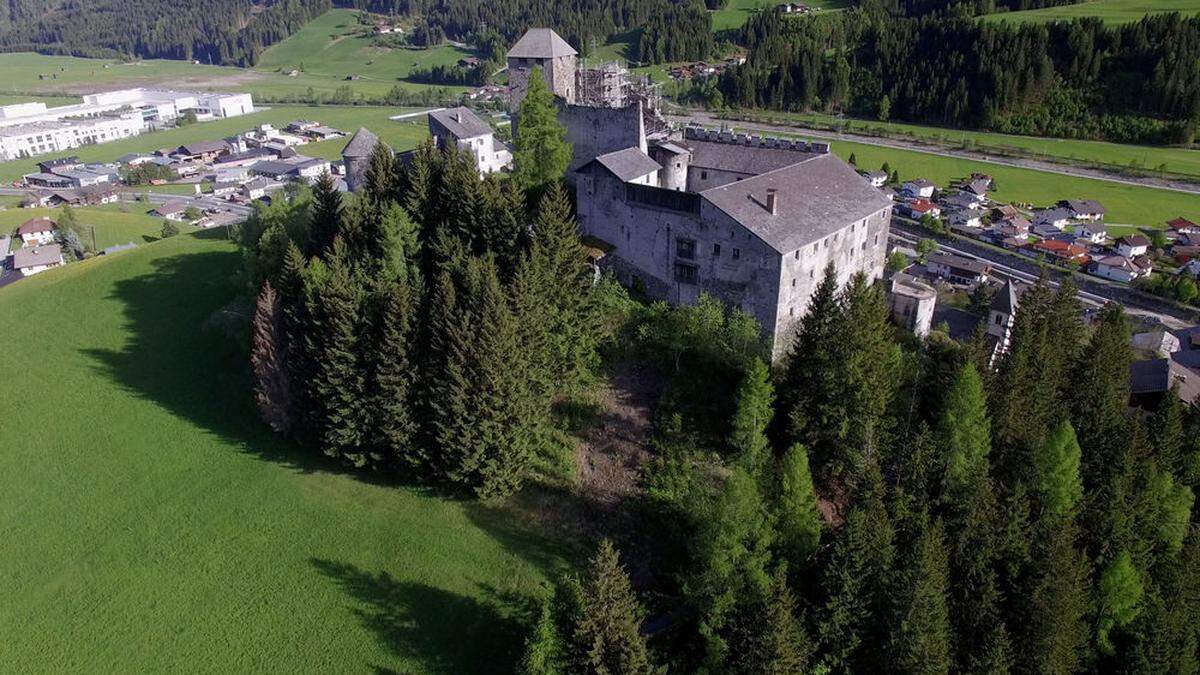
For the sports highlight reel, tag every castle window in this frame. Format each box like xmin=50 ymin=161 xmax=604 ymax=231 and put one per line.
xmin=676 ymin=238 xmax=696 ymax=260
xmin=875 ymin=234 xmax=880 ymax=245
xmin=791 ymin=278 xmax=796 ymax=287
xmin=713 ymin=243 xmax=721 ymax=256
xmin=861 ymin=242 xmax=867 ymax=251
xmin=794 ymin=250 xmax=799 ymax=260
xmin=789 ymin=307 xmax=794 ymax=316
xmin=701 ymin=170 xmax=708 ymax=180
xmin=674 ymin=263 xmax=699 ymax=285
xmin=732 ymin=248 xmax=741 ymax=260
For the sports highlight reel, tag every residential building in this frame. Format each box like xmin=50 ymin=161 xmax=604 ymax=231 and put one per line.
xmin=1133 ymin=329 xmax=1181 ymax=358
xmin=242 ymin=177 xmax=274 ymax=200
xmin=901 ymin=178 xmax=936 ymax=199
xmin=1091 ymin=254 xmax=1152 ymax=283
xmin=1117 ymin=235 xmax=1151 ymax=258
xmin=152 ymin=202 xmax=188 ymax=221
xmin=428 ymin=107 xmax=512 ymax=175
xmin=987 ymin=280 xmax=1020 ymax=362
xmin=1076 ymin=222 xmax=1108 ymax=244
xmin=17 ymin=216 xmax=55 ymax=245
xmin=1061 ymin=199 xmax=1106 ymax=221
xmin=13 ymin=244 xmax=63 ymax=276
xmin=1167 ymin=217 xmax=1199 ymax=235
xmin=1033 ymin=207 xmax=1072 ymax=230
xmin=1131 ymin=355 xmax=1200 ymax=407
xmin=898 ymin=198 xmax=940 ymax=220
xmin=927 ymin=252 xmax=990 ymax=285
xmin=889 ymin=272 xmax=937 ymax=337
xmin=173 ymin=140 xmax=230 ymax=163
xmin=1026 ymin=239 xmax=1089 ymax=264
xmin=962 ymin=177 xmax=991 ymax=196
xmin=861 ymin=170 xmax=887 ymax=187
xmin=943 ymin=191 xmax=983 ymax=211
xmin=947 ymin=208 xmax=985 ymax=229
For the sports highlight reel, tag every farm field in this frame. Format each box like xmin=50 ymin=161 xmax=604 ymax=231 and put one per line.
xmin=982 ymin=0 xmax=1200 ymax=24
xmin=0 ymin=105 xmax=432 ymax=183
xmin=1 ymin=202 xmax=193 ymax=251
xmin=0 ymin=232 xmax=573 ymax=672
xmin=729 ymin=125 xmax=1200 ymax=231
xmin=728 ymin=110 xmax=1200 ymax=178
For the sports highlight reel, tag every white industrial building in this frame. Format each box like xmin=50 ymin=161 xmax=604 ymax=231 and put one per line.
xmin=0 ymin=88 xmax=254 ymax=160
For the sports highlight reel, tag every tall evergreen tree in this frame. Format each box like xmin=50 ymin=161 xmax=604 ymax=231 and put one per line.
xmin=513 ymin=67 xmax=572 ymax=200
xmin=250 ymin=280 xmax=293 ymax=434
xmin=937 ymin=363 xmax=991 ymax=499
xmin=1096 ymin=550 xmax=1143 ymax=656
xmin=776 ymin=442 xmax=821 ymax=568
xmin=1024 ymin=518 xmax=1091 ymax=675
xmin=277 ymin=241 xmax=315 ymax=437
xmin=520 ymin=598 xmax=566 ymax=675
xmin=729 ymin=358 xmax=774 ymax=474
xmin=889 ymin=518 xmax=952 ymax=675
xmin=568 ymin=540 xmax=654 ymax=675
xmin=307 ymin=171 xmax=342 ymax=258
xmin=363 ymin=140 xmax=398 ymax=206
xmin=367 ymin=280 xmax=419 ymax=472
xmin=1034 ymin=419 xmax=1084 ymax=519
xmin=730 ymin=565 xmax=813 ymax=675
xmin=1151 ymin=387 xmax=1185 ymax=474
xmin=1070 ymin=303 xmax=1131 ymax=489
xmin=837 ymin=273 xmax=899 ymax=472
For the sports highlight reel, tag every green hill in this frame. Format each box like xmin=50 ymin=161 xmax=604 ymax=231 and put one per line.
xmin=0 ymin=232 xmax=574 ymax=671
xmin=982 ymin=0 xmax=1200 ymax=24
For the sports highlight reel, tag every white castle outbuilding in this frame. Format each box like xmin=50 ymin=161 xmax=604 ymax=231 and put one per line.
xmin=506 ymin=28 xmax=894 ymax=357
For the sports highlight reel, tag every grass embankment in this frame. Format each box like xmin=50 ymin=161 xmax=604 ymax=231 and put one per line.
xmin=0 ymin=10 xmax=472 ymax=102
xmin=728 ymin=125 xmax=1200 ymax=232
xmin=0 ymin=232 xmax=574 ymax=671
xmin=725 ymin=110 xmax=1200 ymax=179
xmin=1 ymin=202 xmax=193 ymax=251
xmin=982 ymin=0 xmax=1200 ymax=24
xmin=0 ymin=105 xmax=432 ymax=184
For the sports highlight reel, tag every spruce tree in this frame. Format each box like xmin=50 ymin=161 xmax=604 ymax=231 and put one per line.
xmin=425 ymin=265 xmax=476 ymax=482
xmin=837 ymin=273 xmax=899 ymax=471
xmin=305 ymin=243 xmax=367 ymax=464
xmin=367 ymin=281 xmax=419 ymax=472
xmin=307 ymin=171 xmax=342 ymax=258
xmin=568 ymin=540 xmax=654 ymax=675
xmin=1025 ymin=518 xmax=1090 ymax=675
xmin=1151 ymin=388 xmax=1184 ymax=474
xmin=519 ymin=599 xmax=566 ymax=675
xmin=1070 ymin=303 xmax=1131 ymax=489
xmin=890 ymin=518 xmax=952 ymax=675
xmin=251 ymin=280 xmax=293 ymax=434
xmin=731 ymin=566 xmax=812 ymax=675
xmin=776 ymin=443 xmax=821 ymax=567
xmin=513 ymin=67 xmax=572 ymax=200
xmin=277 ymin=241 xmax=314 ymax=437
xmin=729 ymin=358 xmax=774 ymax=474
xmin=1034 ymin=419 xmax=1084 ymax=519
xmin=363 ymin=140 xmax=397 ymax=206
xmin=480 ymin=174 xmax=529 ymax=276
xmin=1096 ymin=550 xmax=1143 ymax=656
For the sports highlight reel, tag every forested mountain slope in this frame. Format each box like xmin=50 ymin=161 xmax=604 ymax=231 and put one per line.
xmin=0 ymin=0 xmax=330 ymax=66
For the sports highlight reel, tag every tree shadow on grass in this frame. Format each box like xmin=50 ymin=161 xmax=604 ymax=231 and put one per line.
xmin=311 ymin=558 xmax=532 ymax=675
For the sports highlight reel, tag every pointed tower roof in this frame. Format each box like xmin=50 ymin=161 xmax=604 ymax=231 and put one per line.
xmin=506 ymin=28 xmax=577 ymax=59
xmin=991 ymin=279 xmax=1019 ymax=315
xmin=342 ymin=127 xmax=380 ymax=158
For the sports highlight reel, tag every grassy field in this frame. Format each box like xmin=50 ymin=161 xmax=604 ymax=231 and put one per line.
xmin=0 ymin=105 xmax=431 ymax=183
xmin=0 ymin=232 xmax=574 ymax=671
xmin=983 ymin=0 xmax=1200 ymax=24
xmin=729 ymin=110 xmax=1200 ymax=179
xmin=1 ymin=202 xmax=192 ymax=251
xmin=728 ymin=125 xmax=1200 ymax=231
xmin=711 ymin=0 xmax=850 ymax=31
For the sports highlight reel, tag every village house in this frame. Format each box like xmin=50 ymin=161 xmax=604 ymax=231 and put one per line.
xmin=1076 ymin=222 xmax=1108 ymax=244
xmin=1091 ymin=254 xmax=1153 ymax=283
xmin=901 ymin=178 xmax=936 ymax=199
xmin=898 ymin=198 xmax=940 ymax=220
xmin=427 ymin=107 xmax=512 ymax=175
xmin=152 ymin=202 xmax=188 ymax=221
xmin=986 ymin=280 xmax=1020 ymax=362
xmin=1061 ymin=199 xmax=1106 ymax=221
xmin=943 ymin=191 xmax=983 ymax=211
xmin=241 ymin=177 xmax=274 ymax=200
xmin=13 ymin=243 xmax=63 ymax=276
xmin=1026 ymin=239 xmax=1089 ymax=265
xmin=889 ymin=272 xmax=937 ymax=337
xmin=926 ymin=252 xmax=991 ymax=285
xmin=861 ymin=170 xmax=888 ymax=188
xmin=961 ymin=177 xmax=991 ymax=197
xmin=1167 ymin=217 xmax=1199 ymax=235
xmin=1117 ymin=234 xmax=1151 ymax=258
xmin=173 ymin=140 xmax=230 ymax=163
xmin=1033 ymin=207 xmax=1072 ymax=230
xmin=1133 ymin=329 xmax=1181 ymax=358
xmin=17 ymin=216 xmax=55 ymax=245
xmin=947 ymin=208 xmax=985 ymax=230
xmin=1131 ymin=354 xmax=1200 ymax=407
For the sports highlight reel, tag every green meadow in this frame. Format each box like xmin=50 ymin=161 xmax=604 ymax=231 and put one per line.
xmin=710 ymin=0 xmax=851 ymax=31
xmin=1 ymin=202 xmax=194 ymax=251
xmin=0 ymin=232 xmax=574 ymax=671
xmin=0 ymin=105 xmax=432 ymax=183
xmin=983 ymin=0 xmax=1200 ymax=24
xmin=729 ymin=110 xmax=1200 ymax=179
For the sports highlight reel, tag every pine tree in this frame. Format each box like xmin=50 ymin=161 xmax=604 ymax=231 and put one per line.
xmin=1025 ymin=518 xmax=1090 ymax=675
xmin=519 ymin=598 xmax=566 ymax=675
xmin=277 ymin=241 xmax=314 ymax=437
xmin=568 ymin=540 xmax=654 ymax=675
xmin=513 ymin=67 xmax=572 ymax=200
xmin=367 ymin=280 xmax=419 ymax=472
xmin=729 ymin=358 xmax=774 ymax=474
xmin=776 ymin=442 xmax=821 ymax=567
xmin=1096 ymin=550 xmax=1143 ymax=656
xmin=305 ymin=243 xmax=367 ymax=464
xmin=1034 ymin=419 xmax=1084 ymax=519
xmin=731 ymin=566 xmax=812 ymax=675
xmin=1151 ymin=388 xmax=1184 ymax=474
xmin=479 ymin=174 xmax=529 ymax=277
xmin=937 ymin=363 xmax=991 ymax=499
xmin=363 ymin=140 xmax=398 ymax=206
xmin=836 ymin=273 xmax=898 ymax=473
xmin=425 ymin=264 xmax=475 ymax=482
xmin=307 ymin=171 xmax=342 ymax=258
xmin=690 ymin=467 xmax=776 ymax=668
xmin=250 ymin=280 xmax=293 ymax=434
xmin=1070 ymin=303 xmax=1131 ymax=489
xmin=890 ymin=518 xmax=952 ymax=675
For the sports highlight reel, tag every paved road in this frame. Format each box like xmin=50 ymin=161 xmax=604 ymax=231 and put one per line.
xmin=670 ymin=111 xmax=1200 ymax=196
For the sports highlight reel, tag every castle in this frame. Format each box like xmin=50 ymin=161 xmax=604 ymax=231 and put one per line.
xmin=507 ymin=28 xmax=894 ymax=357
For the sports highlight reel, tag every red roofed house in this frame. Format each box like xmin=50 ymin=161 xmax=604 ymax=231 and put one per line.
xmin=898 ymin=198 xmax=941 ymax=220
xmin=17 ymin=216 xmax=56 ymax=246
xmin=1027 ymin=238 xmax=1089 ymax=265
xmin=1168 ymin=217 xmax=1199 ymax=235
xmin=1092 ymin=254 xmax=1152 ymax=283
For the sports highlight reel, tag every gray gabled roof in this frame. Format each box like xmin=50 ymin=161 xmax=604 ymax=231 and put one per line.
xmin=991 ymin=280 xmax=1019 ymax=315
xmin=700 ymin=152 xmax=893 ymax=254
xmin=13 ymin=244 xmax=61 ymax=269
xmin=582 ymin=147 xmax=661 ymax=182
xmin=429 ymin=106 xmax=492 ymax=140
xmin=685 ymin=138 xmax=820 ymax=176
xmin=506 ymin=28 xmax=577 ymax=59
xmin=342 ymin=127 xmax=380 ymax=158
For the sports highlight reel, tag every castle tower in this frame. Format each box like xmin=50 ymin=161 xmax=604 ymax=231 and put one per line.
xmin=506 ymin=28 xmax=577 ymax=111
xmin=342 ymin=126 xmax=382 ymax=193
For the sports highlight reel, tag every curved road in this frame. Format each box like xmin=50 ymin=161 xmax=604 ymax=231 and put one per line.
xmin=671 ymin=111 xmax=1200 ymax=196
